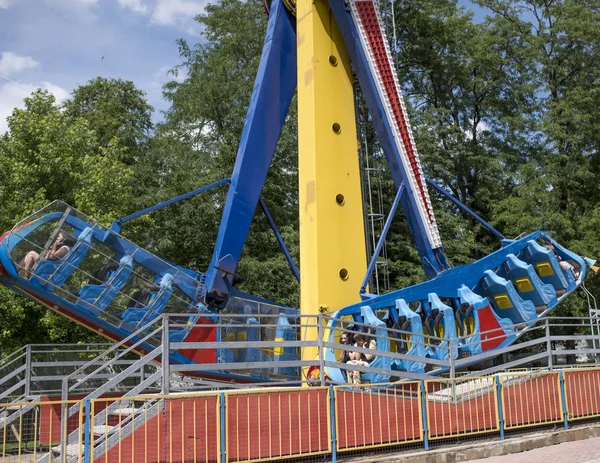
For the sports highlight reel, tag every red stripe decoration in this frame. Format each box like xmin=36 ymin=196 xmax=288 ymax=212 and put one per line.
xmin=354 ymin=0 xmax=435 ymax=226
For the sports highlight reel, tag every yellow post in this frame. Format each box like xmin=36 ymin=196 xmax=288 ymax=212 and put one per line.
xmin=296 ymin=0 xmax=367 ymax=372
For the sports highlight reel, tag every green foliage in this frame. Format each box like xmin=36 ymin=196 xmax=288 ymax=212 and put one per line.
xmin=64 ymin=77 xmax=154 ymax=165
xmin=0 ymin=89 xmax=138 ymax=354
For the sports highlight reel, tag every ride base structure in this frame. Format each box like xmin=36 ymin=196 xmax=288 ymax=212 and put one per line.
xmin=1 ymin=0 xmax=599 ymax=458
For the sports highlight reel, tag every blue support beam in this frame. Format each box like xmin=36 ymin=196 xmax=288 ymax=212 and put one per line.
xmin=259 ymin=196 xmax=300 ymax=282
xmin=361 ymin=183 xmax=404 ymax=294
xmin=110 ymin=178 xmax=230 ymax=232
xmin=426 ymin=178 xmax=504 ymax=241
xmin=205 ymin=0 xmax=297 ymax=300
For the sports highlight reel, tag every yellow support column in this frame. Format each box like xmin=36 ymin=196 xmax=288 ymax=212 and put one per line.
xmin=297 ymin=0 xmax=367 ymax=373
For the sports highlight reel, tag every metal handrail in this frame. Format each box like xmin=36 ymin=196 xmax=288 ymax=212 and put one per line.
xmin=0 ymin=346 xmax=26 ymax=367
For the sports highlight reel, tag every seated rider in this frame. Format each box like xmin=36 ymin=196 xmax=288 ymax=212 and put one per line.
xmin=339 ymin=331 xmax=354 ymax=364
xmin=88 ymin=261 xmax=120 ymax=285
xmin=127 ymin=284 xmax=161 ymax=308
xmin=545 ymin=242 xmax=580 ymax=279
xmin=346 ymin=331 xmax=377 ymax=385
xmin=18 ymin=232 xmax=77 ymax=279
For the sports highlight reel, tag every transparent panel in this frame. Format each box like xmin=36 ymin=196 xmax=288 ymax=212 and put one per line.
xmin=6 ymin=200 xmax=204 ymax=336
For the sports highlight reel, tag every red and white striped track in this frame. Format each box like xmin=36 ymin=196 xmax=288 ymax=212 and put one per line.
xmin=351 ymin=0 xmax=442 ymax=249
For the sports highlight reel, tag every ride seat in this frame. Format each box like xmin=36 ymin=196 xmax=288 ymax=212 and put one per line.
xmin=77 ymin=255 xmax=134 ymax=312
xmin=273 ymin=316 xmax=297 ymax=376
xmin=361 ymin=306 xmax=391 ymax=384
xmin=122 ymin=273 xmax=174 ymax=327
xmin=244 ymin=318 xmax=272 ymax=378
xmin=457 ymin=285 xmax=515 ymax=354
xmin=482 ymin=270 xmax=537 ymax=323
xmin=427 ymin=293 xmax=458 ymax=361
xmin=504 ymin=253 xmax=556 ymax=310
xmin=395 ymin=299 xmax=426 ymax=374
xmin=524 ymin=240 xmax=569 ymax=292
xmin=31 ymin=227 xmax=93 ymax=290
xmin=167 ymin=302 xmax=203 ymax=342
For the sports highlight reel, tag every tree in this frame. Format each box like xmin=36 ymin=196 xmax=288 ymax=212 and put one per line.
xmin=64 ymin=77 xmax=154 ymax=165
xmin=0 ymin=90 xmax=135 ymax=354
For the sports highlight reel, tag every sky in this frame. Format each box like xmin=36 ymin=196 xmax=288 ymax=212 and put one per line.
xmin=0 ymin=0 xmax=208 ymax=133
xmin=0 ymin=0 xmax=490 ymax=135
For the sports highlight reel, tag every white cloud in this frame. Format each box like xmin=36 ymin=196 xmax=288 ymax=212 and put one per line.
xmin=152 ymin=0 xmax=206 ymax=26
xmin=0 ymin=52 xmax=40 ymax=76
xmin=0 ymin=0 xmax=14 ymax=9
xmin=0 ymin=81 xmax=69 ymax=134
xmin=40 ymin=81 xmax=70 ymax=102
xmin=118 ymin=0 xmax=148 ymax=14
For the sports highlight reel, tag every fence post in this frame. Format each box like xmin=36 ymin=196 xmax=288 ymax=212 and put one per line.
xmin=420 ymin=380 xmax=429 ymax=451
xmin=496 ymin=376 xmax=504 ymax=440
xmin=546 ymin=318 xmax=553 ymax=371
xmin=24 ymin=344 xmax=31 ymax=397
xmin=161 ymin=316 xmax=170 ymax=395
xmin=318 ymin=316 xmax=325 ymax=387
xmin=220 ymin=392 xmax=227 ymax=463
xmin=449 ymin=342 xmax=455 ymax=379
xmin=560 ymin=370 xmax=569 ymax=429
xmin=83 ymin=398 xmax=91 ymax=463
xmin=329 ymin=385 xmax=337 ymax=463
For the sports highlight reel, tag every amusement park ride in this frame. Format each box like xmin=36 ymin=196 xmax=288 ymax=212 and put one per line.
xmin=0 ymin=0 xmax=591 ymax=386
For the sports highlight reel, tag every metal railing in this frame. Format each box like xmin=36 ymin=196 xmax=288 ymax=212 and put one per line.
xmin=1 ymin=367 xmax=600 ymax=462
xmin=2 ymin=313 xmax=600 ymax=462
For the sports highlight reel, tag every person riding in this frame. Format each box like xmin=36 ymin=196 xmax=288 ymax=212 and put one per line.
xmin=545 ymin=242 xmax=580 ymax=279
xmin=18 ymin=231 xmax=76 ymax=279
xmin=345 ymin=331 xmax=377 ymax=385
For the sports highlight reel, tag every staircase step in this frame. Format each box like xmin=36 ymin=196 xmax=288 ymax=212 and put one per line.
xmin=109 ymin=407 xmax=139 ymax=417
xmin=93 ymin=425 xmax=116 ymax=435
xmin=51 ymin=443 xmax=79 ymax=457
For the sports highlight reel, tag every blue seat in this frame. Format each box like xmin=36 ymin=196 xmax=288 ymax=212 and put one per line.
xmin=361 ymin=306 xmax=391 ymax=383
xmin=457 ymin=286 xmax=483 ymax=355
xmin=504 ymin=253 xmax=556 ymax=309
xmin=395 ymin=299 xmax=425 ymax=374
xmin=122 ymin=273 xmax=174 ymax=327
xmin=244 ymin=318 xmax=271 ymax=378
xmin=77 ymin=255 xmax=134 ymax=312
xmin=457 ymin=286 xmax=515 ymax=355
xmin=31 ymin=227 xmax=93 ymax=289
xmin=273 ymin=316 xmax=297 ymax=376
xmin=167 ymin=302 xmax=207 ymax=343
xmin=525 ymin=240 xmax=569 ymax=292
xmin=427 ymin=293 xmax=458 ymax=361
xmin=482 ymin=270 xmax=537 ymax=323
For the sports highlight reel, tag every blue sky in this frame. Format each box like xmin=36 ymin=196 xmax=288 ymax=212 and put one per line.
xmin=0 ymin=0 xmax=207 ymax=133
xmin=0 ymin=0 xmax=490 ymax=134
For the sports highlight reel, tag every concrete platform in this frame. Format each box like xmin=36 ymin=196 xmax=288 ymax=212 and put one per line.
xmin=342 ymin=423 xmax=600 ymax=462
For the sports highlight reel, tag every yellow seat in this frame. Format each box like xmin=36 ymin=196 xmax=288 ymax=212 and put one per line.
xmin=515 ymin=277 xmax=534 ymax=293
xmin=274 ymin=336 xmax=284 ymax=357
xmin=535 ymin=262 xmax=554 ymax=277
xmin=494 ymin=294 xmax=514 ymax=309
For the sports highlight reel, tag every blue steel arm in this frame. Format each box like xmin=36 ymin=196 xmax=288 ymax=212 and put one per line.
xmin=258 ymin=196 xmax=300 ymax=282
xmin=360 ymin=183 xmax=404 ymax=294
xmin=110 ymin=178 xmax=230 ymax=232
xmin=204 ymin=0 xmax=297 ymax=301
xmin=327 ymin=0 xmax=449 ymax=280
xmin=426 ymin=178 xmax=504 ymax=241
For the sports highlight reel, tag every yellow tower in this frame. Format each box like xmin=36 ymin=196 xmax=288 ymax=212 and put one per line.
xmin=296 ymin=0 xmax=368 ymax=372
